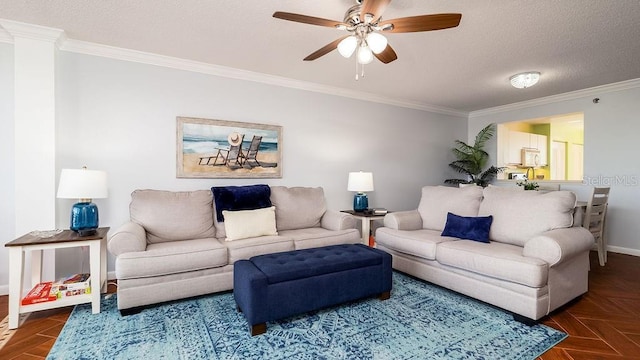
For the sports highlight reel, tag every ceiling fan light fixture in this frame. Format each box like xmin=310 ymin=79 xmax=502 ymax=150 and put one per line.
xmin=357 ymin=44 xmax=374 ymax=64
xmin=337 ymin=35 xmax=358 ymax=58
xmin=510 ymin=72 xmax=541 ymax=89
xmin=366 ymin=32 xmax=387 ymax=54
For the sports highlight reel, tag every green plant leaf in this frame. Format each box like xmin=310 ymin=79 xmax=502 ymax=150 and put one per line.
xmin=474 ymin=124 xmax=496 ymax=149
xmin=445 ymin=123 xmax=499 ymax=187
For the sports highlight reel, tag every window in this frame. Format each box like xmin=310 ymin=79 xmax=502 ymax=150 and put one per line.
xmin=496 ymin=112 xmax=584 ymax=181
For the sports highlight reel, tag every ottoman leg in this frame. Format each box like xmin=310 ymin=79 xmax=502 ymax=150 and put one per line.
xmin=379 ymin=291 xmax=391 ymax=300
xmin=251 ymin=323 xmax=267 ymax=336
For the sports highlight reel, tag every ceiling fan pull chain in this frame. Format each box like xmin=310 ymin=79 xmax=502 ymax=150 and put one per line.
xmin=355 ymin=55 xmax=359 ymax=80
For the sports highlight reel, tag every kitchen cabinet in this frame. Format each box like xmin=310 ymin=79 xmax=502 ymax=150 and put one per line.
xmin=507 ymin=131 xmax=548 ymax=166
xmin=533 ymin=134 xmax=548 ymax=166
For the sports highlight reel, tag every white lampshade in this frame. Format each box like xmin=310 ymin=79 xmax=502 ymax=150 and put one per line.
xmin=347 ymin=172 xmax=374 ymax=192
xmin=366 ymin=32 xmax=387 ymax=54
xmin=509 ymin=72 xmax=540 ymax=89
xmin=357 ymin=45 xmax=374 ymax=65
xmin=57 ymin=168 xmax=108 ymax=200
xmin=337 ymin=36 xmax=358 ymax=58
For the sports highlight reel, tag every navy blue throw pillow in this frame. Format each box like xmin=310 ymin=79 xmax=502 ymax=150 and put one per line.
xmin=441 ymin=212 xmax=493 ymax=243
xmin=211 ymin=184 xmax=272 ymax=222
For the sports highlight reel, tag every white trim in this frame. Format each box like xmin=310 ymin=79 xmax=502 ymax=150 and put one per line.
xmin=0 ymin=27 xmax=12 ymax=44
xmin=59 ymin=38 xmax=467 ymax=117
xmin=608 ymin=245 xmax=640 ymax=257
xmin=0 ymin=271 xmax=118 ymax=296
xmin=4 ymin=250 xmax=640 ymax=295
xmin=0 ymin=19 xmax=65 ymax=47
xmin=469 ymin=78 xmax=640 ymax=118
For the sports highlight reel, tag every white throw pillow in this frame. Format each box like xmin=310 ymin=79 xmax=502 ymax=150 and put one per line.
xmin=222 ymin=206 xmax=278 ymax=241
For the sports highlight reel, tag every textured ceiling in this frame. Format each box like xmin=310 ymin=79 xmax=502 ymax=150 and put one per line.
xmin=1 ymin=0 xmax=639 ymax=113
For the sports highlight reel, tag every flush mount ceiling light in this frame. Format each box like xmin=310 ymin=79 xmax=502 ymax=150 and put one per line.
xmin=510 ymin=72 xmax=541 ymax=89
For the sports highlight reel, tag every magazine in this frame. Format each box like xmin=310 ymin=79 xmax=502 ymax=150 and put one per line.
xmin=53 ymin=273 xmax=92 ymax=297
xmin=21 ymin=282 xmax=58 ymax=305
xmin=57 ymin=273 xmax=91 ymax=291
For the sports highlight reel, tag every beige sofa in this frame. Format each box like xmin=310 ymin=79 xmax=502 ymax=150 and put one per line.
xmin=108 ymin=186 xmax=360 ymax=312
xmin=375 ymin=185 xmax=594 ymax=322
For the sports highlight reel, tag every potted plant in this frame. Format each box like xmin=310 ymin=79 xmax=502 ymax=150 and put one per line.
xmin=516 ymin=180 xmax=540 ymax=190
xmin=444 ymin=123 xmax=505 ymax=187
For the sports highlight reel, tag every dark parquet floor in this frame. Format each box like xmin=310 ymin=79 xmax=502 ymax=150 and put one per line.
xmin=0 ymin=252 xmax=638 ymax=359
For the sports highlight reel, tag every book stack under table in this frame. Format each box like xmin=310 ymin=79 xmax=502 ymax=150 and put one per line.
xmin=21 ymin=273 xmax=91 ymax=305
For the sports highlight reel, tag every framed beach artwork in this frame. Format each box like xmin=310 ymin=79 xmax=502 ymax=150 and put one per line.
xmin=177 ymin=117 xmax=282 ymax=178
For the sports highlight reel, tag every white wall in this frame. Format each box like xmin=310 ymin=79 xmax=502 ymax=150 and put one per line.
xmin=49 ymin=52 xmax=467 ymax=280
xmin=469 ymin=85 xmax=640 ymax=255
xmin=0 ymin=43 xmax=14 ymax=291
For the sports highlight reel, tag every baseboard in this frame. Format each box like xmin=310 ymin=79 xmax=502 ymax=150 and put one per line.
xmin=1 ymin=251 xmax=637 ymax=296
xmin=608 ymin=246 xmax=640 ymax=257
xmin=0 ymin=272 xmax=118 ymax=296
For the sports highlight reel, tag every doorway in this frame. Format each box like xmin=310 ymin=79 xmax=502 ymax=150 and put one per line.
xmin=569 ymin=143 xmax=584 ymax=181
xmin=551 ymin=141 xmax=567 ymax=180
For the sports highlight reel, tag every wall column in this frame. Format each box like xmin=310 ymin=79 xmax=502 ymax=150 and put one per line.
xmin=0 ymin=20 xmax=65 ymax=282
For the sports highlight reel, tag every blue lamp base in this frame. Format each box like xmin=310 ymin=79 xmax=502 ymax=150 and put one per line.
xmin=70 ymin=201 xmax=99 ymax=236
xmin=353 ymin=193 xmax=369 ymax=212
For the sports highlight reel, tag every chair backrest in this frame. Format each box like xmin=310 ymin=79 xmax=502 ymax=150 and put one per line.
xmin=227 ymin=134 xmax=245 ymax=161
xmin=245 ymin=136 xmax=262 ymax=160
xmin=583 ymin=187 xmax=610 ymax=236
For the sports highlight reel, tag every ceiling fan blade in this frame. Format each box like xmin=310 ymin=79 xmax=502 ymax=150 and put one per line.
xmin=273 ymin=11 xmax=345 ymax=28
xmin=304 ymin=36 xmax=349 ymax=61
xmin=360 ymin=0 xmax=391 ymax=23
xmin=374 ymin=44 xmax=398 ymax=64
xmin=380 ymin=13 xmax=462 ymax=33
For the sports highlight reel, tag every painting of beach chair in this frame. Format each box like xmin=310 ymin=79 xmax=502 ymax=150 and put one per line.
xmin=178 ymin=117 xmax=282 ymax=179
xmin=199 ymin=133 xmax=245 ymax=169
xmin=240 ymin=135 xmax=278 ymax=169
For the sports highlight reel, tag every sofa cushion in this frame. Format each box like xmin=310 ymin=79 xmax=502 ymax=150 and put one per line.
xmin=436 ymin=240 xmax=549 ymax=288
xmin=225 ymin=235 xmax=295 ymax=264
xmin=211 ymin=184 xmax=272 ymax=222
xmin=270 ymin=186 xmax=327 ymax=231
xmin=115 ymin=238 xmax=227 ymax=279
xmin=418 ymin=186 xmax=484 ymax=232
xmin=130 ymin=189 xmax=215 ymax=244
xmin=478 ymin=187 xmax=576 ymax=246
xmin=280 ymin=228 xmax=360 ymax=250
xmin=441 ymin=212 xmax=493 ymax=243
xmin=222 ymin=206 xmax=278 ymax=241
xmin=375 ymin=228 xmax=453 ymax=261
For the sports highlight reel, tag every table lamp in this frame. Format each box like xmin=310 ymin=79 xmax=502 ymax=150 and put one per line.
xmin=347 ymin=171 xmax=374 ymax=212
xmin=57 ymin=167 xmax=108 ymax=236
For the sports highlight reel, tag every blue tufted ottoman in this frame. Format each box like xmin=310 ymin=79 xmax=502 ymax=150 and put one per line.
xmin=233 ymin=243 xmax=392 ymax=335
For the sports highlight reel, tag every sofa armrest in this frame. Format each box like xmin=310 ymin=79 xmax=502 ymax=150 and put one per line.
xmin=523 ymin=227 xmax=594 ymax=266
xmin=108 ymin=221 xmax=147 ymax=257
xmin=321 ymin=210 xmax=356 ymax=231
xmin=383 ymin=210 xmax=423 ymax=230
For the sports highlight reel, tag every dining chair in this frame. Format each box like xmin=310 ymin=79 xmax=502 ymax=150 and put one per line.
xmin=583 ymin=187 xmax=610 ymax=266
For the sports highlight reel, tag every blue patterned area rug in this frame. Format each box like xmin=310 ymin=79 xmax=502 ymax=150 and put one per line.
xmin=47 ymin=272 xmax=565 ymax=359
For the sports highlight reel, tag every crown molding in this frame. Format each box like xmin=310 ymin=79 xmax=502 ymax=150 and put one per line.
xmin=0 ymin=19 xmax=66 ymax=47
xmin=59 ymin=38 xmax=467 ymax=118
xmin=0 ymin=27 xmax=12 ymax=44
xmin=469 ymin=78 xmax=640 ymax=118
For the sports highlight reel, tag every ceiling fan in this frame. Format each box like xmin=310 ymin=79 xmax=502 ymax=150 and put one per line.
xmin=273 ymin=0 xmax=462 ymax=75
